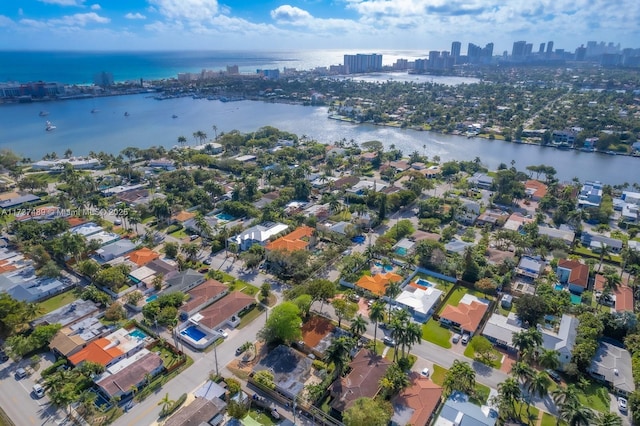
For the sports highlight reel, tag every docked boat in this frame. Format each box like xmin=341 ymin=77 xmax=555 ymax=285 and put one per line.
xmin=91 ymin=109 xmax=99 ymax=113
xmin=172 ymin=114 xmax=178 ymax=119
xmin=124 ymin=112 xmax=130 ymax=117
xmin=45 ymin=121 xmax=56 ymax=131
xmin=39 ymin=111 xmax=49 ymax=117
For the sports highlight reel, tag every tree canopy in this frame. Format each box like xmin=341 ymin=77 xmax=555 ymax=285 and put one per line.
xmin=259 ymin=302 xmax=302 ymax=344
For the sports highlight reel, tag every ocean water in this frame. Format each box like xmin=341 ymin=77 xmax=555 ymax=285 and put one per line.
xmin=0 ymin=49 xmax=430 ymax=84
xmin=1 ymin=94 xmax=638 ymax=185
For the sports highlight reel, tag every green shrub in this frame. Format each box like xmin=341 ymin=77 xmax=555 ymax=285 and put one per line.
xmin=160 ymin=393 xmax=187 ymax=417
xmin=41 ymin=359 xmax=68 ymax=377
xmin=225 ymin=378 xmax=241 ymax=395
xmin=312 ymin=359 xmax=328 ymax=371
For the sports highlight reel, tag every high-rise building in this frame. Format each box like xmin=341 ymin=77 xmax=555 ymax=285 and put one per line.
xmin=93 ymin=71 xmax=113 ymax=87
xmin=575 ymin=46 xmax=587 ymax=61
xmin=539 ymin=43 xmax=546 ymax=54
xmin=512 ymin=41 xmax=527 ymax=57
xmin=483 ymin=43 xmax=494 ymax=58
xmin=524 ymin=43 xmax=533 ymax=56
xmin=546 ymin=41 xmax=554 ymax=54
xmin=343 ymin=53 xmax=383 ymax=74
xmin=451 ymin=41 xmax=461 ymax=60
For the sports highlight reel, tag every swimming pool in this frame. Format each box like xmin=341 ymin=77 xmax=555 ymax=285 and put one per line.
xmin=395 ymin=247 xmax=407 ymax=256
xmin=146 ymin=294 xmax=158 ymax=303
xmin=128 ymin=329 xmax=147 ymax=340
xmin=570 ymin=294 xmax=582 ymax=305
xmin=554 ymin=284 xmax=564 ymax=291
xmin=181 ymin=325 xmax=206 ymax=341
xmin=415 ymin=278 xmax=433 ymax=288
xmin=215 ymin=212 xmax=235 ymax=222
xmin=374 ymin=262 xmax=394 ymax=272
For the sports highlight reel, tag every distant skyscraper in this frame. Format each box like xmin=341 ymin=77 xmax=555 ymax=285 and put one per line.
xmin=483 ymin=43 xmax=494 ymax=58
xmin=343 ymin=53 xmax=383 ymax=74
xmin=93 ymin=71 xmax=113 ymax=87
xmin=539 ymin=43 xmax=546 ymax=54
xmin=451 ymin=41 xmax=461 ymax=60
xmin=575 ymin=46 xmax=586 ymax=61
xmin=524 ymin=43 xmax=533 ymax=56
xmin=512 ymin=41 xmax=527 ymax=57
xmin=546 ymin=41 xmax=554 ymax=54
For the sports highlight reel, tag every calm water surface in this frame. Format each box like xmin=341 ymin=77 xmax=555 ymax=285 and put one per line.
xmin=0 ymin=94 xmax=637 ymax=185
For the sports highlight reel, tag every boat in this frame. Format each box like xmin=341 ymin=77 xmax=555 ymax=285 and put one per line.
xmin=45 ymin=121 xmax=56 ymax=131
xmin=39 ymin=111 xmax=49 ymax=117
xmin=124 ymin=112 xmax=130 ymax=117
xmin=91 ymin=109 xmax=99 ymax=113
xmin=172 ymin=114 xmax=178 ymax=119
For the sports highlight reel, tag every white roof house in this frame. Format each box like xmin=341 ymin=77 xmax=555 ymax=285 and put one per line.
xmin=540 ymin=314 xmax=579 ymax=370
xmin=395 ymin=286 xmax=443 ymax=322
xmin=231 ymin=222 xmax=288 ymax=251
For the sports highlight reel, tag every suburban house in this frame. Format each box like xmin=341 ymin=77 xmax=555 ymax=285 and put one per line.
xmin=68 ymin=328 xmax=149 ymax=367
xmin=614 ymin=285 xmax=634 ymax=313
xmin=589 ymin=341 xmax=635 ymax=396
xmin=468 ymin=173 xmax=494 ymax=190
xmin=581 ymin=232 xmax=623 ymax=254
xmin=163 ymin=269 xmax=206 ymax=294
xmin=455 ymin=200 xmax=481 ymax=225
xmin=476 ymin=210 xmax=508 ymax=228
xmin=537 ymin=225 xmax=575 ymax=245
xmin=32 ymin=299 xmax=100 ymax=328
xmin=331 ymin=350 xmax=391 ymax=414
xmin=439 ymin=295 xmax=490 ymax=336
xmin=578 ymin=181 xmax=603 ymax=207
xmin=171 ymin=210 xmax=196 ymax=225
xmin=557 ymin=259 xmax=590 ymax=293
xmin=354 ymin=272 xmax=403 ymax=296
xmin=391 ymin=373 xmax=443 ymax=426
xmin=95 ymin=349 xmax=164 ymax=400
xmin=95 ymin=239 xmax=137 ymax=263
xmin=481 ymin=313 xmax=524 ymax=352
xmin=252 ymin=345 xmax=312 ymax=399
xmin=395 ymin=283 xmax=444 ymax=322
xmin=503 ymin=212 xmax=534 ymax=232
xmin=230 ymin=221 xmax=289 ymax=251
xmin=49 ymin=317 xmax=111 ymax=358
xmin=180 ymin=279 xmax=229 ymax=317
xmin=189 ymin=291 xmax=255 ymax=335
xmin=163 ymin=395 xmax=227 ymax=426
xmin=524 ymin=180 xmax=548 ymax=201
xmin=265 ymin=225 xmax=315 ymax=252
xmin=127 ymin=247 xmax=160 ymax=267
xmin=540 ymin=315 xmax=579 ymax=371
xmin=515 ymin=257 xmax=545 ymax=279
xmin=434 ymin=391 xmax=498 ymax=426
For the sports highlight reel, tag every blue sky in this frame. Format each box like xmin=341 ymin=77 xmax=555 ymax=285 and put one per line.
xmin=0 ymin=0 xmax=639 ymax=52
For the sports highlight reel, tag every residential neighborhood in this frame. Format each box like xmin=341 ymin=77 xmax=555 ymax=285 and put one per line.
xmin=0 ymin=126 xmax=639 ymax=426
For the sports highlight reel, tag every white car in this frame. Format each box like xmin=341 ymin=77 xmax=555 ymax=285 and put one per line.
xmin=618 ymin=397 xmax=628 ymax=412
xmin=420 ymin=368 xmax=430 ymax=377
xmin=32 ymin=384 xmax=45 ymax=398
xmin=461 ymin=334 xmax=470 ymax=345
xmin=217 ymin=329 xmax=229 ymax=338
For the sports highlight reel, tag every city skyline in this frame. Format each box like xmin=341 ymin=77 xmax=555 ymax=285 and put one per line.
xmin=0 ymin=0 xmax=638 ymax=52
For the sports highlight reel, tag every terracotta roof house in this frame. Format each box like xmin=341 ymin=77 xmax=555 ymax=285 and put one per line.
xmin=162 ymin=397 xmax=227 ymax=426
xmin=391 ymin=373 xmax=443 ymax=426
xmin=525 ymin=180 xmax=548 ymax=201
xmin=180 ymin=279 xmax=229 ymax=316
xmin=594 ymin=274 xmax=606 ymax=292
xmin=68 ymin=337 xmax=124 ymax=366
xmin=194 ymin=291 xmax=256 ymax=332
xmin=127 ymin=247 xmax=160 ymax=267
xmin=266 ymin=225 xmax=315 ymax=252
xmin=171 ymin=210 xmax=196 ymax=223
xmin=614 ymin=285 xmax=634 ymax=312
xmin=439 ymin=295 xmax=489 ymax=336
xmin=96 ymin=350 xmax=164 ymax=399
xmin=557 ymin=259 xmax=590 ymax=294
xmin=355 ymin=272 xmax=403 ymax=296
xmin=331 ymin=350 xmax=391 ymax=413
xmin=332 ymin=175 xmax=360 ymax=191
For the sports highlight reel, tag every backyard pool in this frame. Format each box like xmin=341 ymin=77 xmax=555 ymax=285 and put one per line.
xmin=146 ymin=294 xmax=158 ymax=303
xmin=395 ymin=247 xmax=407 ymax=256
xmin=215 ymin=212 xmax=235 ymax=222
xmin=570 ymin=294 xmax=582 ymax=305
xmin=415 ymin=278 xmax=434 ymax=288
xmin=181 ymin=325 xmax=206 ymax=341
xmin=374 ymin=262 xmax=394 ymax=272
xmin=352 ymin=235 xmax=366 ymax=244
xmin=554 ymin=284 xmax=564 ymax=291
xmin=128 ymin=329 xmax=148 ymax=340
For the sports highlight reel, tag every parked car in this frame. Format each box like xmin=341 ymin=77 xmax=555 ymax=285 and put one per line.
xmin=461 ymin=334 xmax=470 ymax=345
xmin=420 ymin=367 xmax=430 ymax=377
xmin=383 ymin=336 xmax=396 ymax=346
xmin=452 ymin=333 xmax=461 ymax=344
xmin=217 ymin=329 xmax=229 ymax=338
xmin=0 ymin=351 xmax=8 ymax=363
xmin=545 ymin=369 xmax=561 ymax=383
xmin=189 ymin=234 xmax=199 ymax=241
xmin=113 ymin=219 xmax=122 ymax=226
xmin=235 ymin=346 xmax=247 ymax=356
xmin=619 ymin=397 xmax=628 ymax=412
xmin=203 ymin=258 xmax=212 ymax=265
xmin=15 ymin=368 xmax=27 ymax=379
xmin=32 ymin=384 xmax=45 ymax=398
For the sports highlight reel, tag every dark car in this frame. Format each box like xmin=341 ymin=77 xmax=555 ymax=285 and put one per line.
xmin=546 ymin=369 xmax=561 ymax=383
xmin=0 ymin=352 xmax=8 ymax=363
xmin=235 ymin=346 xmax=247 ymax=356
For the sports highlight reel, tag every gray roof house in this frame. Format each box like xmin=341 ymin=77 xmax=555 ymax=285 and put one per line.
xmin=589 ymin=341 xmax=635 ymax=395
xmin=537 ymin=225 xmax=575 ymax=245
xmin=468 ymin=173 xmax=494 ymax=190
xmin=95 ymin=239 xmax=137 ymax=262
xmin=252 ymin=345 xmax=312 ymax=399
xmin=515 ymin=256 xmax=545 ymax=279
xmin=8 ymin=276 xmax=74 ymax=303
xmin=163 ymin=269 xmax=205 ymax=294
xmin=434 ymin=391 xmax=498 ymax=426
xmin=31 ymin=299 xmax=100 ymax=327
xmin=481 ymin=312 xmax=524 ymax=351
xmin=540 ymin=314 xmax=579 ymax=371
xmin=581 ymin=232 xmax=623 ymax=254
xmin=0 ymin=194 xmax=40 ymax=209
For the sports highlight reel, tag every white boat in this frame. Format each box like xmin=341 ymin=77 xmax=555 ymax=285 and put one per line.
xmin=45 ymin=121 xmax=56 ymax=131
xmin=39 ymin=111 xmax=49 ymax=117
xmin=91 ymin=109 xmax=99 ymax=113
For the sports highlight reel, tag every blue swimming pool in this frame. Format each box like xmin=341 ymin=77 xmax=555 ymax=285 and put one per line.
xmin=395 ymin=247 xmax=407 ymax=256
xmin=215 ymin=212 xmax=235 ymax=221
xmin=374 ymin=262 xmax=394 ymax=272
xmin=415 ymin=278 xmax=433 ymax=288
xmin=145 ymin=294 xmax=158 ymax=303
xmin=128 ymin=329 xmax=147 ymax=340
xmin=352 ymin=235 xmax=366 ymax=244
xmin=554 ymin=284 xmax=564 ymax=291
xmin=570 ymin=294 xmax=582 ymax=305
xmin=181 ymin=325 xmax=206 ymax=341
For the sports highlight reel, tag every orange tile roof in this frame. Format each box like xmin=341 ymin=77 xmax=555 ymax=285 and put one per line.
xmin=266 ymin=225 xmax=314 ymax=252
xmin=355 ymin=272 xmax=403 ymax=296
xmin=0 ymin=263 xmax=17 ymax=273
xmin=68 ymin=337 xmax=124 ymax=366
xmin=439 ymin=300 xmax=488 ymax=333
xmin=182 ymin=279 xmax=228 ymax=313
xmin=525 ymin=180 xmax=548 ymax=199
xmin=67 ymin=217 xmax=86 ymax=228
xmin=172 ymin=211 xmax=196 ymax=222
xmin=558 ymin=259 xmax=589 ymax=288
xmin=393 ymin=373 xmax=443 ymax=426
xmin=594 ymin=274 xmax=606 ymax=292
xmin=302 ymin=315 xmax=335 ymax=348
xmin=197 ymin=291 xmax=256 ymax=330
xmin=614 ymin=285 xmax=634 ymax=312
xmin=128 ymin=247 xmax=160 ymax=266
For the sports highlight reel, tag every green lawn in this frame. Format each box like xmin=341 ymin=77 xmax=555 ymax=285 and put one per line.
xmin=440 ymin=286 xmax=468 ymax=310
xmin=413 ymin=273 xmax=454 ymax=291
xmin=431 ymin=364 xmax=447 ymax=385
xmin=37 ymin=289 xmax=80 ymax=314
xmin=463 ymin=344 xmax=502 ymax=369
xmin=238 ymin=305 xmax=266 ymax=329
xmin=512 ymin=403 xmax=539 ymax=425
xmin=169 ymin=228 xmax=189 ymax=238
xmin=576 ymin=381 xmax=611 ymax=413
xmin=149 ymin=344 xmax=182 ymax=368
xmin=422 ymin=319 xmax=452 ymax=348
xmin=541 ymin=412 xmax=565 ymax=426
xmin=247 ymin=409 xmax=278 ymax=426
xmin=430 ymin=364 xmax=490 ymax=405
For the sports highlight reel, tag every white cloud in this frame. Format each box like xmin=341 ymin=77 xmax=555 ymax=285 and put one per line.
xmin=35 ymin=12 xmax=111 ymax=27
xmin=90 ymin=4 xmax=101 ymax=10
xmin=0 ymin=15 xmax=14 ymax=26
xmin=148 ymin=0 xmax=218 ymax=22
xmin=125 ymin=12 xmax=147 ymax=20
xmin=271 ymin=5 xmax=312 ymax=23
xmin=37 ymin=0 xmax=86 ymax=6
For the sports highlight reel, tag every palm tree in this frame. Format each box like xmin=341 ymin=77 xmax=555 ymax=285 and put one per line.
xmin=385 ymin=281 xmax=402 ymax=322
xmin=497 ymin=378 xmax=522 ymax=420
xmin=442 ymin=360 xmax=475 ymax=397
xmin=526 ymin=371 xmax=551 ymax=413
xmin=158 ymin=392 xmax=174 ymax=413
xmin=511 ymin=361 xmax=534 ymax=387
xmin=598 ymin=244 xmax=611 ymax=272
xmin=538 ymin=348 xmax=560 ymax=371
xmin=369 ymin=300 xmax=385 ymax=347
xmin=401 ymin=322 xmax=422 ymax=358
xmin=325 ymin=336 xmax=353 ymax=378
xmin=212 ymin=124 xmax=218 ymax=140
xmin=594 ymin=412 xmax=623 ymax=426
xmin=350 ymin=314 xmax=368 ymax=341
xmin=558 ymin=398 xmax=594 ymax=426
xmin=552 ymin=384 xmax=579 ymax=407
xmin=177 ymin=135 xmax=187 ymax=148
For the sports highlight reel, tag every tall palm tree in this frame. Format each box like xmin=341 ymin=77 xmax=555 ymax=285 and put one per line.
xmin=552 ymin=384 xmax=579 ymax=407
xmin=369 ymin=300 xmax=385 ymax=347
xmin=594 ymin=412 xmax=623 ymax=426
xmin=402 ymin=322 xmax=422 ymax=358
xmin=325 ymin=336 xmax=353 ymax=378
xmin=526 ymin=371 xmax=551 ymax=414
xmin=511 ymin=361 xmax=534 ymax=387
xmin=497 ymin=378 xmax=522 ymax=420
xmin=350 ymin=314 xmax=368 ymax=341
xmin=558 ymin=398 xmax=594 ymax=426
xmin=177 ymin=135 xmax=187 ymax=148
xmin=385 ymin=281 xmax=402 ymax=322
xmin=538 ymin=348 xmax=560 ymax=371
